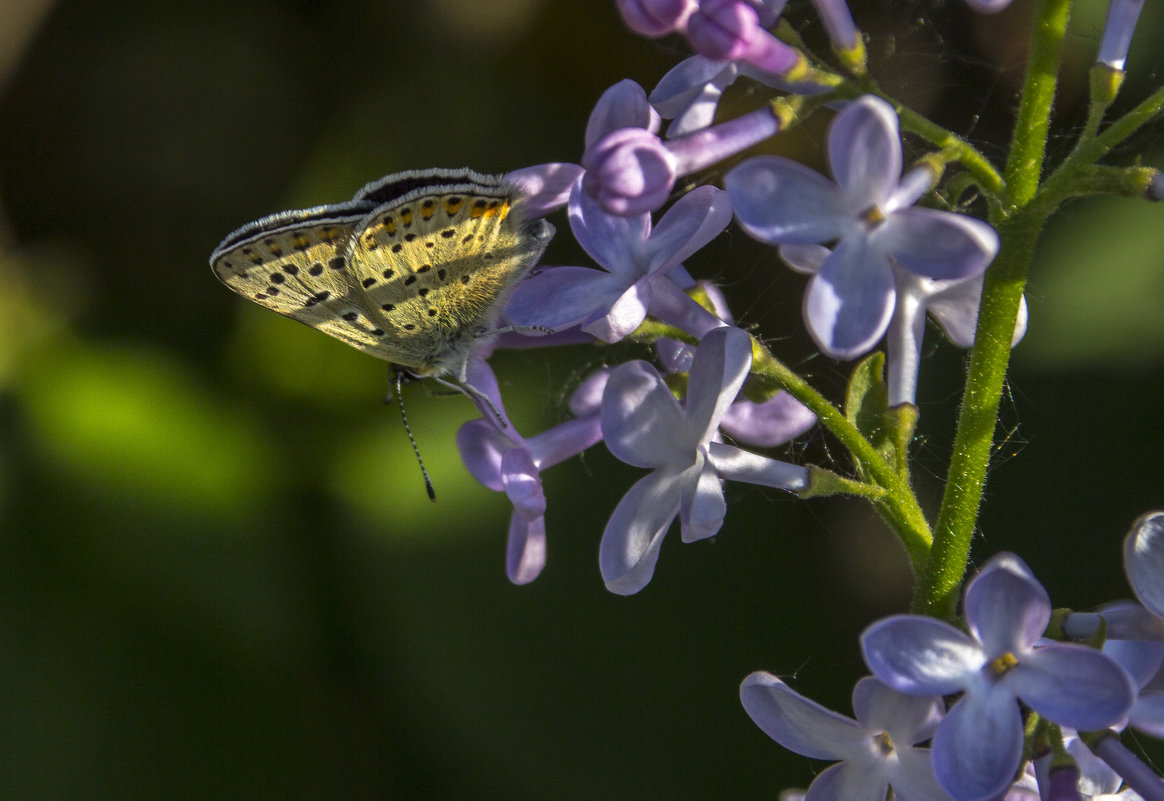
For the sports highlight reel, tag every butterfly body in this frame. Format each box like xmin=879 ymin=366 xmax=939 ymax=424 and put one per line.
xmin=210 ymin=169 xmax=554 ymax=380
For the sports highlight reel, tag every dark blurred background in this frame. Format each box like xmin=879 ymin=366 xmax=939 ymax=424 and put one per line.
xmin=0 ymin=0 xmax=1162 ymax=798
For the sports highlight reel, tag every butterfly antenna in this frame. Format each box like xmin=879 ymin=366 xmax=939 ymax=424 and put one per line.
xmin=394 ymin=370 xmax=437 ymax=501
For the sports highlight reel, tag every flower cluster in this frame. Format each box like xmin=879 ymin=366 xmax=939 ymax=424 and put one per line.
xmin=436 ymin=1 xmax=1163 ymax=798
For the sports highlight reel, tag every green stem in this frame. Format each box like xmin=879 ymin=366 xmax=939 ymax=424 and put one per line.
xmin=749 ymin=345 xmax=932 ymax=572
xmin=916 ymin=0 xmax=1071 ymax=618
xmin=1002 ymin=0 xmax=1072 ymax=210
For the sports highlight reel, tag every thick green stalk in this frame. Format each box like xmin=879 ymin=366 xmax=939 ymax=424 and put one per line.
xmin=1002 ymin=0 xmax=1072 ymax=209
xmin=915 ymin=0 xmax=1071 ymax=618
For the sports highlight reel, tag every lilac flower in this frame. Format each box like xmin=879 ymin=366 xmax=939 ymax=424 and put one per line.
xmin=740 ymin=673 xmax=953 ymax=801
xmin=1097 ymin=0 xmax=1146 ymax=71
xmin=779 ymin=244 xmax=1027 ymax=405
xmin=598 ymin=326 xmax=808 ymax=594
xmin=456 ymin=360 xmax=603 ymax=584
xmin=685 ymin=0 xmax=802 ymax=75
xmin=862 ymin=553 xmax=1136 ymax=801
xmin=656 ymin=281 xmax=817 ymax=446
xmin=505 ymin=181 xmax=731 ymax=342
xmin=583 ymin=79 xmax=783 ymax=216
xmin=616 ymin=0 xmax=697 ymax=37
xmin=726 ymin=95 xmax=999 ymax=361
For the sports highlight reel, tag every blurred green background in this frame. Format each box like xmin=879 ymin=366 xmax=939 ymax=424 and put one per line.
xmin=1 ymin=0 xmax=1162 ymax=798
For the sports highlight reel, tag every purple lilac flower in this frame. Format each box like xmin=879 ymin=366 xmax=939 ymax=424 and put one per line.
xmin=726 ymin=95 xmax=999 ymax=361
xmin=456 ymin=359 xmax=603 ymax=584
xmin=598 ymin=326 xmax=808 ymax=594
xmin=616 ymin=0 xmax=697 ymax=37
xmin=656 ymin=281 xmax=817 ymax=446
xmin=1097 ymin=0 xmax=1146 ymax=71
xmin=740 ymin=672 xmax=953 ymax=801
xmin=685 ymin=0 xmax=802 ymax=75
xmin=779 ymin=243 xmax=1026 ymax=405
xmin=861 ymin=553 xmax=1136 ymax=801
xmin=505 ymin=181 xmax=731 ymax=342
xmin=583 ymin=79 xmax=783 ymax=216
xmin=808 ymin=0 xmax=859 ymax=51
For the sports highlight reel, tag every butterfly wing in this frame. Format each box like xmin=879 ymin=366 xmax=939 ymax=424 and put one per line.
xmin=209 ymin=201 xmax=412 ymax=361
xmin=344 ymin=181 xmax=553 ymax=376
xmin=210 ymin=171 xmax=554 ymax=376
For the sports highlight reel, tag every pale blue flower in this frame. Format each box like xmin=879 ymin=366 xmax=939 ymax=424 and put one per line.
xmin=727 ymin=95 xmax=999 ymax=361
xmin=862 ymin=553 xmax=1135 ymax=801
xmin=457 ymin=360 xmax=602 ymax=584
xmin=505 ymin=181 xmax=731 ymax=342
xmin=741 ymin=673 xmax=953 ymax=801
xmin=598 ymin=327 xmax=807 ymax=594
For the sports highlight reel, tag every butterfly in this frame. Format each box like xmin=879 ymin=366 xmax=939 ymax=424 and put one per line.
xmin=209 ymin=168 xmax=555 ymax=383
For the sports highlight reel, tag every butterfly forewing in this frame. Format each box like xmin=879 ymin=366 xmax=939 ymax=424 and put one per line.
xmin=210 ymin=169 xmax=555 ymax=378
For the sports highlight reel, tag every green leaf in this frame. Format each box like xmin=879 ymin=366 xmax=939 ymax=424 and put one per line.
xmin=843 ymin=352 xmax=893 ymax=474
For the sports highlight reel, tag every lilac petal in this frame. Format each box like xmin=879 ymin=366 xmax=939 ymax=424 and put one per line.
xmin=861 ymin=615 xmax=983 ymax=695
xmin=805 ymin=760 xmax=889 ymax=801
xmin=586 ymin=79 xmax=658 ymax=148
xmin=602 ymin=360 xmax=686 ymax=467
xmin=1014 ymin=645 xmax=1134 ymax=730
xmin=583 ymin=279 xmax=651 ymax=342
xmin=650 ymin=56 xmax=737 ymax=136
xmin=879 ymin=209 xmax=998 ymax=281
xmin=644 ymin=185 xmax=733 ymax=274
xmin=526 ymin=414 xmax=604 ymax=471
xmin=463 ymin=357 xmax=512 ymax=429
xmin=925 ymin=275 xmax=1027 ymax=347
xmin=599 ymin=469 xmax=683 ymax=595
xmin=505 ymin=266 xmax=625 ymax=330
xmin=827 ymin=96 xmax=902 ymax=204
xmin=645 ymin=279 xmax=726 ymax=339
xmin=924 ymin=275 xmax=986 ymax=348
xmin=963 ymin=553 xmax=1050 ymax=656
xmin=805 ymin=237 xmax=896 ymax=359
xmin=739 ymin=672 xmax=868 ymax=760
xmin=1110 ymin=642 xmax=1164 ymax=692
xmin=678 ymin=456 xmax=724 ymax=542
xmin=505 ymin=163 xmax=584 ymax=216
xmin=684 ymin=327 xmax=753 ymax=435
xmin=779 ymin=243 xmax=830 ymax=275
xmin=931 ymin=689 xmax=1024 ymax=801
xmin=568 ymin=369 xmax=610 ymax=417
xmin=719 ymin=392 xmax=816 ymax=447
xmin=1129 ymin=692 xmax=1164 ymax=737
xmin=456 ymin=419 xmax=510 ymax=491
xmin=506 ymin=512 xmax=546 ymax=585
xmin=851 ymin=676 xmax=944 ymax=744
xmin=1125 ymin=511 xmax=1164 ymax=619
xmin=707 ymin=442 xmax=808 ymax=491
xmin=892 ymin=748 xmax=955 ymax=801
xmin=726 ymin=156 xmax=848 ymax=244
xmin=500 ymin=447 xmax=546 ymax=522
xmin=570 ymin=180 xmax=652 ymax=272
